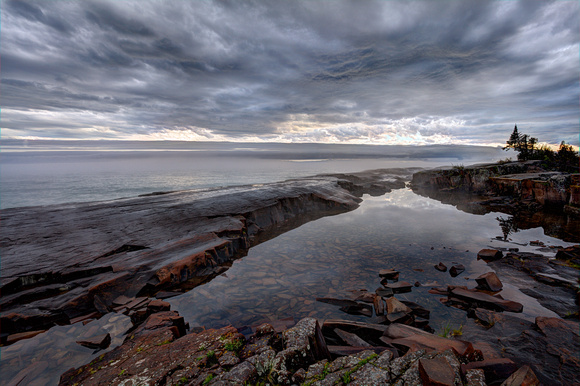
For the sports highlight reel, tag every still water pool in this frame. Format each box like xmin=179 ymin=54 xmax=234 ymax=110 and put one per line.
xmin=168 ymin=188 xmax=566 ymax=332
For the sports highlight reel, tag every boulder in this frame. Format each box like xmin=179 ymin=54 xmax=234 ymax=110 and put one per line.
xmin=477 ymin=249 xmax=503 ymax=261
xmin=435 ymin=262 xmax=448 ymax=272
xmin=418 ymin=357 xmax=456 ymax=386
xmin=461 ymin=358 xmax=518 ymax=385
xmin=449 ymin=264 xmax=465 ymax=277
xmin=373 ymin=296 xmax=385 ymax=316
xmin=475 ymin=272 xmax=503 ymax=292
xmin=334 ymin=328 xmax=372 ymax=347
xmin=386 ymin=297 xmax=412 ymax=315
xmin=500 ymin=365 xmax=540 ymax=386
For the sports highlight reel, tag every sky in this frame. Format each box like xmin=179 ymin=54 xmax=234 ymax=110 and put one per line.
xmin=1 ymin=0 xmax=578 ymax=147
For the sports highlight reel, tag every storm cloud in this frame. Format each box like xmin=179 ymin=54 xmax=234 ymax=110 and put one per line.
xmin=2 ymin=0 xmax=578 ymax=146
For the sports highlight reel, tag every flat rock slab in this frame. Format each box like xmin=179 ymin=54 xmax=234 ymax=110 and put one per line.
xmin=1 ymin=171 xmax=409 ymax=335
xmin=450 ymin=288 xmax=523 ymax=313
xmin=477 ymin=249 xmax=504 ymax=261
xmin=383 ymin=281 xmax=413 ymax=294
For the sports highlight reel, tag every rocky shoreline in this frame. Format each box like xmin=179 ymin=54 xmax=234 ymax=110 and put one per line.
xmin=2 ymin=162 xmax=579 ymax=385
xmin=1 ymin=169 xmax=409 ymax=340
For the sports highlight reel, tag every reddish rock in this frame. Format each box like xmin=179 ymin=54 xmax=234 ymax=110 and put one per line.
xmin=500 ymin=365 xmax=540 ymax=386
xmin=255 ymin=323 xmax=275 ymax=337
xmin=386 ymin=297 xmax=412 ymax=315
xmin=76 ymin=333 xmax=111 ymax=350
xmin=374 ymin=296 xmax=385 ymax=316
xmin=418 ymin=357 xmax=456 ymax=386
xmin=375 ymin=287 xmax=394 ymax=297
xmin=355 ymin=292 xmax=377 ymax=304
xmin=401 ymin=300 xmax=431 ymax=319
xmin=477 ymin=249 xmax=503 ymax=261
xmin=131 ymin=311 xmax=186 ymax=338
xmin=434 ymin=262 xmax=448 ymax=272
xmin=316 ymin=297 xmax=359 ymax=307
xmin=385 ymin=324 xmax=475 ymax=358
xmin=147 ymin=299 xmax=171 ymax=313
xmin=6 ymin=329 xmax=46 ymax=345
xmin=450 ymin=288 xmax=523 ymax=313
xmin=461 ymin=358 xmax=518 ymax=385
xmin=475 ymin=272 xmax=503 ymax=292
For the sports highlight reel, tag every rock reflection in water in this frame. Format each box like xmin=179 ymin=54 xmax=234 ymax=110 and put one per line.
xmin=169 ymin=189 xmax=569 ymax=333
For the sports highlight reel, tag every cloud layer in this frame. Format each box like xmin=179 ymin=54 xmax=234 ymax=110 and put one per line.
xmin=2 ymin=0 xmax=578 ymax=146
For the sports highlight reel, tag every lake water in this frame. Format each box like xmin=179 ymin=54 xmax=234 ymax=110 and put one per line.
xmin=1 ymin=186 xmax=572 ymax=385
xmin=0 ymin=141 xmax=507 ymax=209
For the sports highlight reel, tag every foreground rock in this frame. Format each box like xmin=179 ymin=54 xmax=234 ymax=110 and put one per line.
xmin=59 ymin=312 xmax=578 ymax=385
xmin=0 ymin=170 xmax=409 ymax=339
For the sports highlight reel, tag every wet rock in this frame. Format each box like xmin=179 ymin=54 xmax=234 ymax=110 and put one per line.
xmin=316 ymin=297 xmax=359 ymax=307
xmin=475 ymin=272 xmax=503 ymax=292
xmin=401 ymin=300 xmax=431 ymax=320
xmin=477 ymin=249 xmax=503 ymax=261
xmin=449 ymin=288 xmax=523 ymax=313
xmin=355 ymin=292 xmax=377 ymax=304
xmin=555 ymin=245 xmax=580 ymax=265
xmin=340 ymin=303 xmax=373 ymax=317
xmin=449 ymin=264 xmax=465 ymax=277
xmin=461 ymin=358 xmax=518 ymax=385
xmin=322 ymin=319 xmax=388 ymax=344
xmin=6 ymin=329 xmax=46 ymax=345
xmin=375 ymin=287 xmax=394 ymax=298
xmin=435 ymin=262 xmax=448 ymax=272
xmin=374 ymin=296 xmax=385 ymax=316
xmin=500 ymin=365 xmax=540 ymax=386
xmin=76 ymin=333 xmax=111 ymax=350
xmin=379 ymin=268 xmax=400 ymax=281
xmin=382 ymin=281 xmax=413 ymax=294
xmin=418 ymin=357 xmax=456 ymax=386
xmin=386 ymin=297 xmax=412 ymax=315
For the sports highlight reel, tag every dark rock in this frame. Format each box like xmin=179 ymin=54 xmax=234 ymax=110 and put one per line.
xmin=477 ymin=249 xmax=504 ymax=261
xmin=449 ymin=264 xmax=465 ymax=277
xmin=500 ymin=365 xmax=540 ymax=386
xmin=334 ymin=328 xmax=372 ymax=347
xmin=277 ymin=317 xmax=331 ymax=369
xmin=382 ymin=281 xmax=413 ymax=294
xmin=378 ymin=268 xmax=400 ymax=280
xmin=322 ymin=320 xmax=388 ymax=343
xmin=316 ymin=297 xmax=359 ymax=307
xmin=213 ymin=361 xmax=257 ymax=384
xmin=418 ymin=357 xmax=456 ymax=386
xmin=400 ymin=301 xmax=431 ymax=320
xmin=475 ymin=272 xmax=503 ymax=292
xmin=76 ymin=333 xmax=111 ymax=350
xmin=154 ymin=291 xmax=182 ymax=300
xmin=435 ymin=262 xmax=448 ymax=272
xmin=340 ymin=303 xmax=373 ymax=317
xmin=461 ymin=358 xmax=518 ymax=385
xmin=327 ymin=345 xmax=389 ymax=356
xmin=375 ymin=287 xmax=394 ymax=298
xmin=450 ymin=288 xmax=523 ymax=313
xmin=385 ymin=324 xmax=475 ymax=358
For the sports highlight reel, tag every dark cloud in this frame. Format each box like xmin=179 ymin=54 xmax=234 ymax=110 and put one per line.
xmin=1 ymin=0 xmax=578 ymax=146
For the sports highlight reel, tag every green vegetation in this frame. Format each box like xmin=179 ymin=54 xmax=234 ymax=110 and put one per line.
xmin=438 ymin=322 xmax=463 ymax=338
xmin=223 ymin=338 xmax=244 ymax=352
xmin=504 ymin=125 xmax=579 ymax=172
xmin=340 ymin=353 xmax=378 ymax=384
xmin=202 ymin=374 xmax=214 ymax=385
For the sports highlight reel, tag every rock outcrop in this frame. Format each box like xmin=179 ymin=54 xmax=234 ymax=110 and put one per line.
xmin=0 ymin=170 xmax=408 ymax=340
